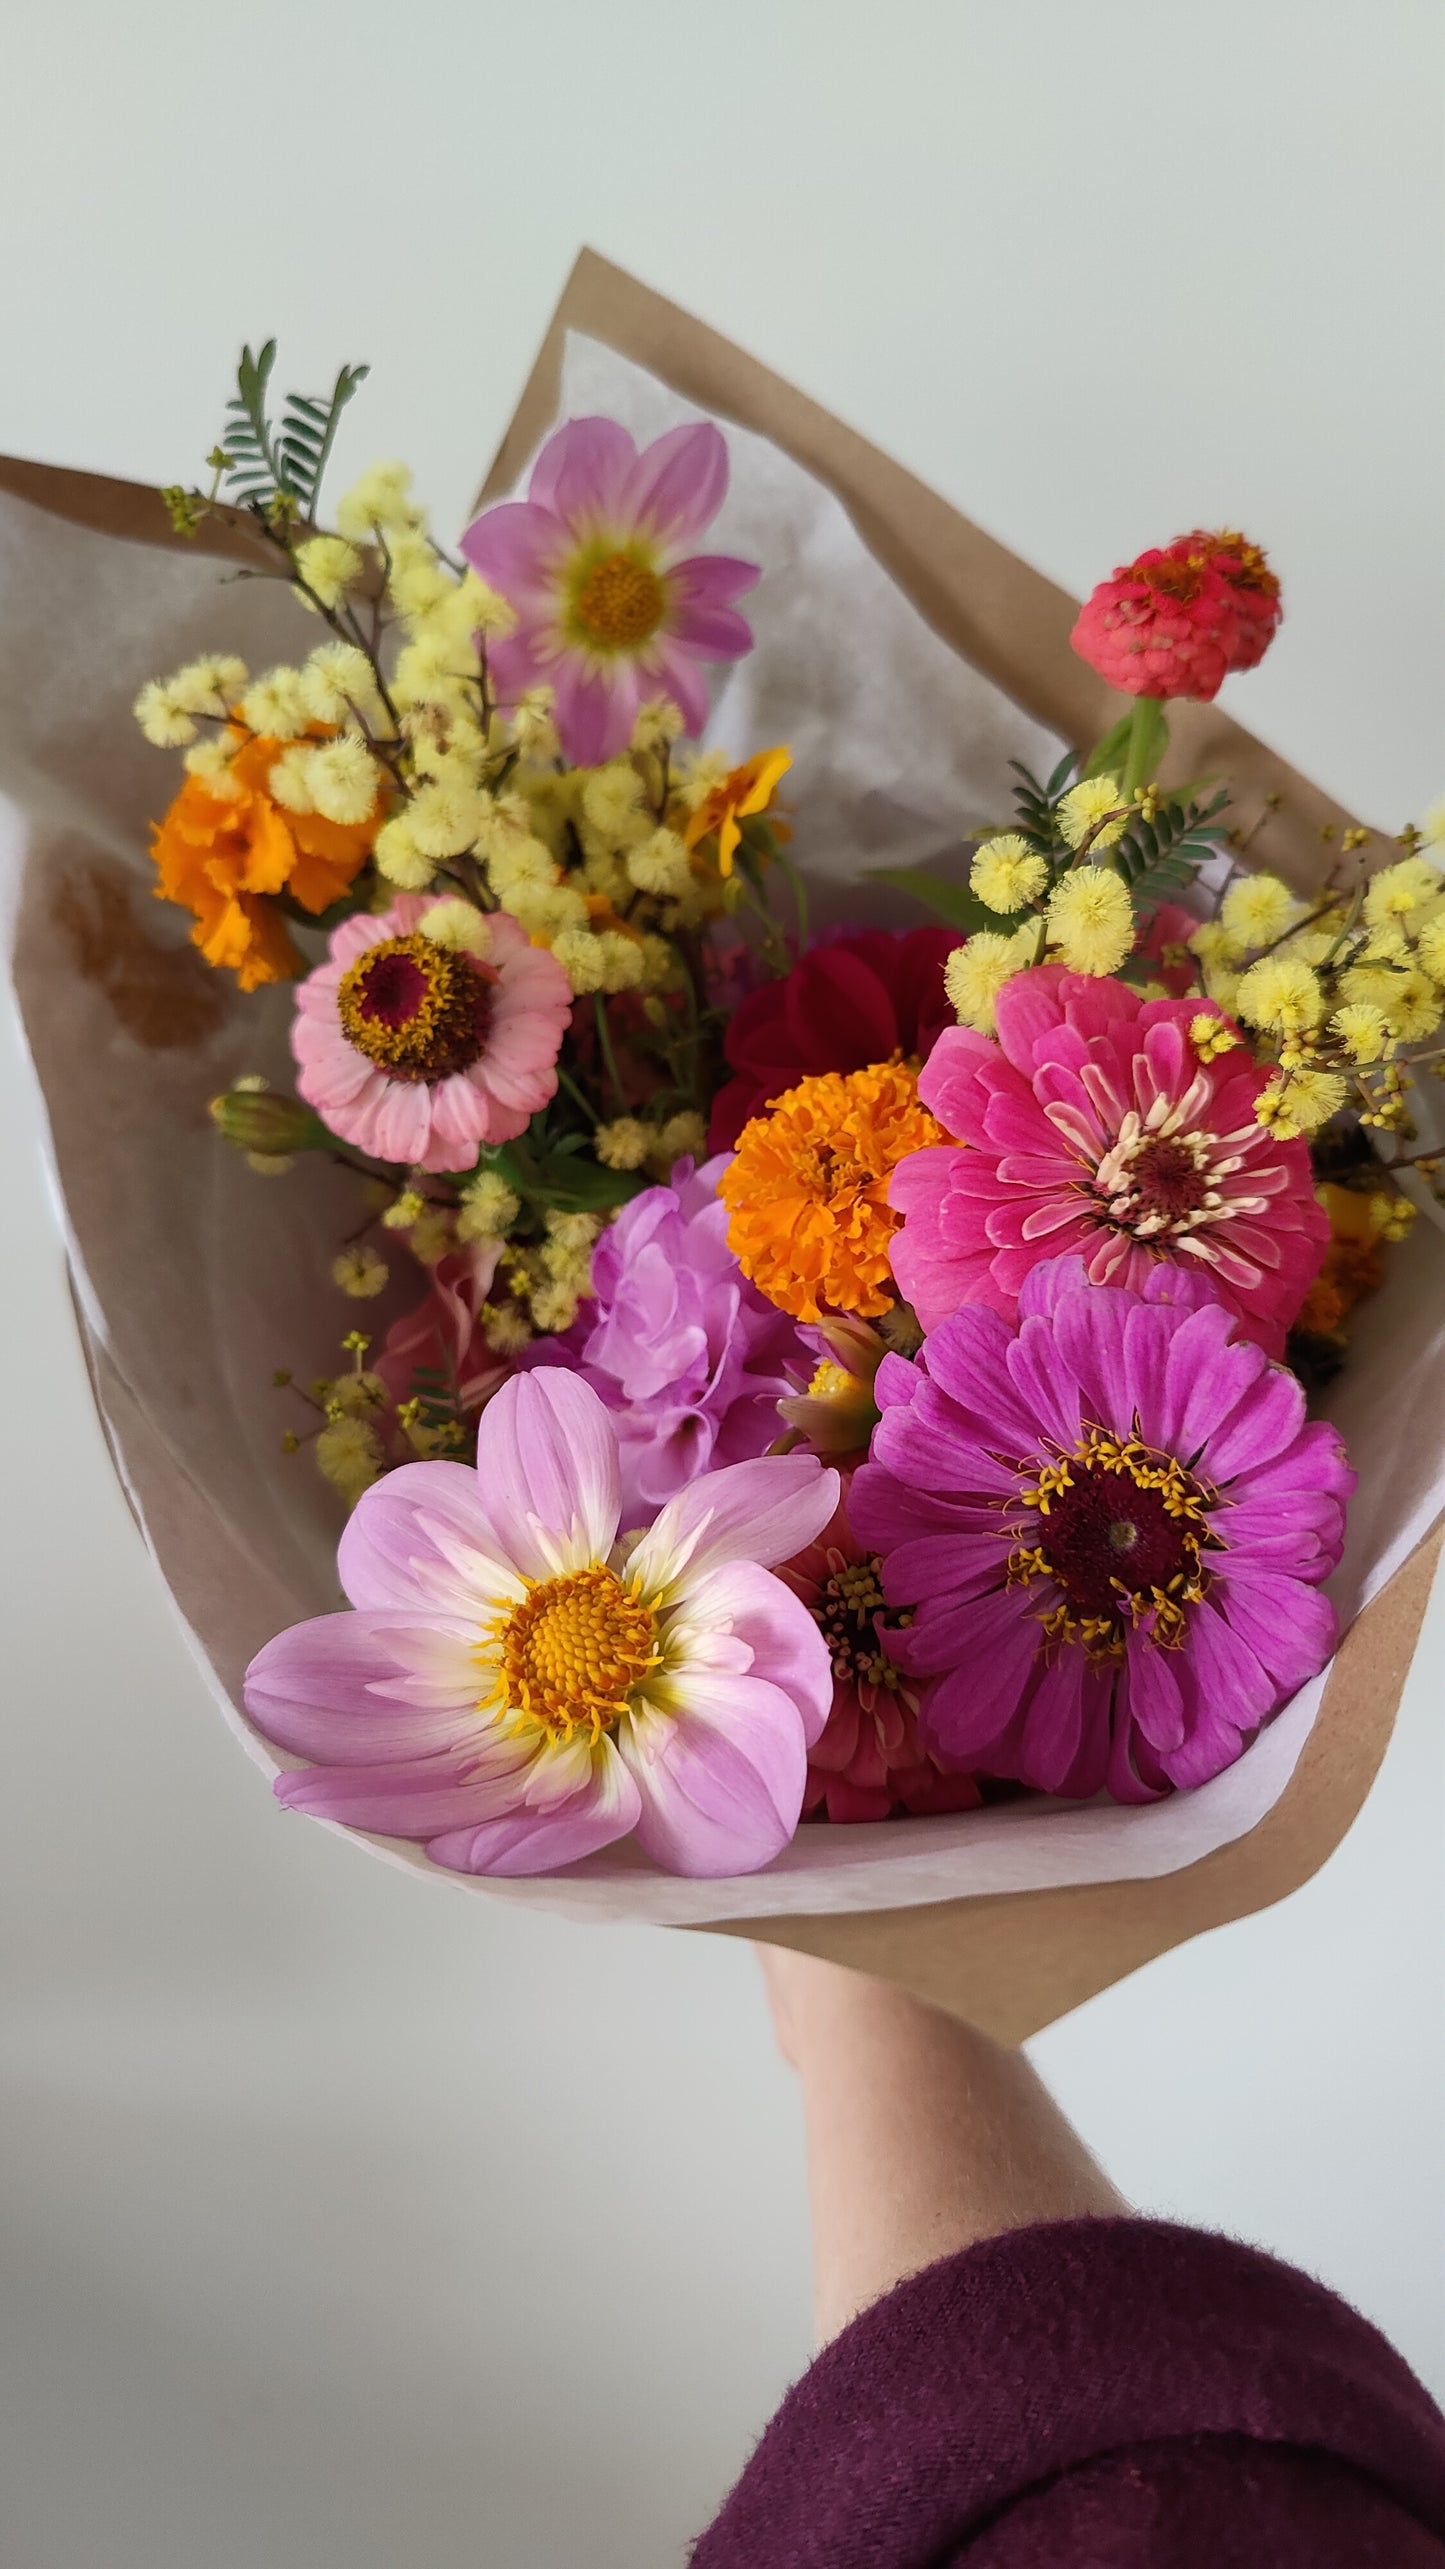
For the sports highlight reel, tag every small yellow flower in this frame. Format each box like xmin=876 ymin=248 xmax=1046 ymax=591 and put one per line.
xmin=306 ymin=734 xmax=382 ymax=826
xmin=1045 ymin=867 xmax=1135 ymax=976
xmin=595 ymin=1117 xmax=652 ymax=1170
xmin=373 ymin=815 xmax=435 ymax=890
xmin=626 ymin=827 xmax=694 ymax=898
xmin=383 ymin=1188 xmax=427 ymax=1231
xmin=408 ymin=776 xmax=489 ymax=859
xmin=650 ymin=1111 xmax=708 ymax=1175
xmin=408 ymin=1207 xmax=453 ymax=1266
xmin=1235 ymin=955 xmax=1325 ymax=1033
xmin=944 ymin=926 xmax=1037 ymax=1034
xmin=183 ymin=737 xmax=244 ymax=797
xmin=301 ymin=642 xmax=383 ymax=727
xmin=1189 ymin=1012 xmax=1242 ymax=1062
xmin=133 ymin=680 xmax=198 ymax=747
xmin=1342 ymin=964 xmax=1444 ymax=1044
xmin=1057 ymin=775 xmax=1125 ymax=853
xmin=509 ymin=686 xmax=559 ymax=760
xmin=631 ymin=695 xmax=685 ymax=753
xmin=457 ymin=1170 xmax=521 ymax=1241
xmin=552 ymin=927 xmax=609 ymax=994
xmin=294 ymin=535 xmax=363 ymax=611
xmin=1261 ymin=1067 xmax=1347 ymax=1137
xmin=596 ymin=929 xmax=646 ymax=993
xmin=529 ymin=1280 xmax=581 ymax=1334
xmin=419 ymin=896 xmax=492 ymax=956
xmin=240 ymin=666 xmax=311 ymax=741
xmin=580 ymin=761 xmax=652 ymax=852
xmin=1362 ymin=856 xmax=1441 ymax=931
xmin=1330 ymin=1002 xmax=1391 ymax=1064
xmin=334 ymin=460 xmax=421 ymax=543
xmin=315 ymin=1415 xmax=384 ymax=1506
xmin=969 ymin=834 xmax=1049 ymax=914
xmin=1414 ymin=914 xmax=1445 ymax=987
xmin=332 ymin=1245 xmax=389 ymax=1298
xmin=1219 ymin=871 xmax=1298 ymax=950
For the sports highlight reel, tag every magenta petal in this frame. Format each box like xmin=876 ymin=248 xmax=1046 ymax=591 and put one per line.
xmin=623 ymin=421 xmax=728 ymax=547
xmin=668 ymin=552 xmax=761 ymax=607
xmin=1014 ymin=1648 xmax=1088 ymax=1791
xmin=1124 ymin=1633 xmax=1186 ymax=1752
xmin=528 ymin=416 xmax=639 ymax=529
xmin=623 ymin=1674 xmax=806 ymax=1876
xmin=426 ymin=1739 xmax=641 ymax=1875
xmin=338 ymin=1459 xmax=507 ymax=1613
xmin=474 ymin=1370 xmax=620 ymax=1577
xmin=459 ymin=500 xmax=568 ymax=608
xmin=687 ymin=1561 xmax=834 ymax=1747
xmin=664 ymin=598 xmax=756 ymax=657
xmin=245 ymin=1609 xmax=481 ymax=1761
xmin=552 ymin=656 xmax=640 ymax=764
xmin=914 ymin=1588 xmax=1043 ymax=1759
xmin=632 ymin=1455 xmax=839 ymax=1592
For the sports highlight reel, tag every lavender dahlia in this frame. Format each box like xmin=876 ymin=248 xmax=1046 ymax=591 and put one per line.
xmin=849 ymin=1258 xmax=1353 ymax=1803
xmin=245 ymin=1370 xmax=838 ymax=1878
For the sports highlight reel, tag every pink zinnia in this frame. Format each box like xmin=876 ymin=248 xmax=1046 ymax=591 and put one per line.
xmin=1070 ymin=541 xmax=1242 ymax=701
xmin=779 ymin=1496 xmax=983 ymax=1824
xmin=890 ymin=968 xmax=1329 ymax=1359
xmin=849 ymin=1257 xmax=1353 ymax=1803
xmin=462 ymin=416 xmax=759 ymax=763
xmin=291 ymin=895 xmax=573 ymax=1173
xmin=245 ymin=1371 xmax=838 ymax=1879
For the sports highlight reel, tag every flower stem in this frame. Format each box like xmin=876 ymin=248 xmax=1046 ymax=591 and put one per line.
xmin=1121 ymin=695 xmax=1164 ymax=802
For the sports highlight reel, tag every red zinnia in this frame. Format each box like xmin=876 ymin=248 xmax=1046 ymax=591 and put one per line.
xmin=1169 ymin=528 xmax=1282 ymax=673
xmin=1070 ymin=528 xmax=1279 ymax=702
xmin=708 ymin=926 xmax=959 ymax=1151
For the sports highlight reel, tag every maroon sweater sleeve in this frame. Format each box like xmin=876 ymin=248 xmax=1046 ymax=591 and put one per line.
xmin=691 ymin=2217 xmax=1445 ymax=2566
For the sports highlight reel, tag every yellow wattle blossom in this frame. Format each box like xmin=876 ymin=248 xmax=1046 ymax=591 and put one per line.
xmin=649 ymin=1111 xmax=708 ymax=1175
xmin=333 ymin=459 xmax=421 ymax=543
xmin=1340 ymin=963 xmax=1443 ymax=1044
xmin=681 ymin=746 xmax=792 ymax=876
xmin=580 ymin=760 xmax=652 ymax=851
xmin=1219 ymin=871 xmax=1299 ymax=949
xmin=509 ymin=686 xmax=559 ymax=760
xmin=1256 ymin=1068 xmax=1347 ymax=1139
xmin=1416 ymin=915 xmax=1445 ymax=985
xmin=419 ymin=897 xmax=492 ymax=956
xmin=481 ymin=1302 xmax=533 ymax=1357
xmin=134 ymin=681 xmax=200 ymax=747
xmin=631 ymin=695 xmax=685 ymax=753
xmin=1235 ymin=954 xmax=1325 ymax=1033
xmin=1362 ymin=855 xmax=1441 ymax=931
xmin=240 ymin=667 xmax=311 ymax=741
xmin=294 ymin=535 xmax=363 ymax=611
xmin=969 ymin=834 xmax=1048 ymax=914
xmin=551 ymin=926 xmax=609 ymax=993
xmin=1330 ymin=1002 xmax=1391 ymax=1064
xmin=332 ymin=1245 xmax=389 ymax=1298
xmin=944 ymin=926 xmax=1036 ymax=1034
xmin=595 ymin=1117 xmax=652 ymax=1171
xmin=382 ymin=1188 xmax=427 ymax=1231
xmin=373 ymin=815 xmax=435 ymax=890
xmin=183 ymin=737 xmax=244 ymax=797
xmin=315 ymin=1414 xmax=384 ymax=1506
xmin=304 ymin=734 xmax=383 ymax=826
xmin=1057 ymin=775 xmax=1125 ymax=853
xmin=626 ymin=827 xmax=694 ymax=898
xmin=1045 ymin=867 xmax=1134 ymax=976
xmin=457 ymin=1170 xmax=521 ymax=1242
xmin=1189 ymin=1012 xmax=1241 ymax=1062
xmin=300 ymin=641 xmax=383 ymax=727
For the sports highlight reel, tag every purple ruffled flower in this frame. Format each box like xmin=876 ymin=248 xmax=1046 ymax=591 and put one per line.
xmin=849 ymin=1256 xmax=1354 ymax=1804
xmin=533 ymin=1156 xmax=812 ymax=1523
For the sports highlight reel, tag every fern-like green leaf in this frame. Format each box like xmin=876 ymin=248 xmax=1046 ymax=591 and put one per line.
xmin=1110 ymin=789 xmax=1231 ymax=911
xmin=221 ymin=345 xmax=369 ymax=516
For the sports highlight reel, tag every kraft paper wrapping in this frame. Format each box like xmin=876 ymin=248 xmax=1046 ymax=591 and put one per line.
xmin=3 ymin=251 xmax=1440 ymax=2037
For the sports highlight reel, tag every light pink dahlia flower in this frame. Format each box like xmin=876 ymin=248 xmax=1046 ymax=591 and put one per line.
xmin=849 ymin=1258 xmax=1353 ymax=1804
xmin=891 ymin=968 xmax=1330 ymax=1359
xmin=291 ymin=894 xmax=573 ymax=1173
xmin=461 ymin=416 xmax=759 ymax=763
xmin=245 ymin=1370 xmax=839 ymax=1878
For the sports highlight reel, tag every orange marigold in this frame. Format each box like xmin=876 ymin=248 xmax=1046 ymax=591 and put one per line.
xmin=151 ymin=729 xmax=381 ymax=992
xmin=719 ymin=1060 xmax=944 ymax=1322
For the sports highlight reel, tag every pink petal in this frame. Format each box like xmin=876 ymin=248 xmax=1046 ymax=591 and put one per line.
xmin=623 ymin=421 xmax=729 ymax=548
xmin=663 ymin=597 xmax=755 ymax=658
xmin=1124 ymin=1633 xmax=1186 ymax=1752
xmin=552 ymin=655 xmax=642 ymax=764
xmin=338 ymin=1459 xmax=520 ymax=1613
xmin=474 ymin=1369 xmax=621 ymax=1576
xmin=630 ymin=1456 xmax=839 ymax=1596
xmin=459 ymin=499 xmax=569 ymax=609
xmin=645 ymin=640 xmax=711 ymax=736
xmin=275 ymin=1743 xmax=533 ymax=1837
xmin=426 ymin=1737 xmax=642 ymax=1875
xmin=1014 ymin=1648 xmax=1089 ymax=1791
xmin=684 ymin=1561 xmax=834 ymax=1747
xmin=622 ymin=1674 xmax=806 ymax=1876
xmin=914 ymin=1586 xmax=1043 ymax=1758
xmin=1214 ymin=1569 xmax=1337 ymax=1695
xmin=244 ymin=1608 xmax=483 ymax=1762
xmin=528 ymin=416 xmax=640 ymax=531
xmin=667 ymin=552 xmax=762 ymax=608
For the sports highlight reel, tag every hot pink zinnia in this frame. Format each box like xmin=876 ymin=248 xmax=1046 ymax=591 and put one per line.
xmin=849 ymin=1257 xmax=1354 ymax=1803
xmin=890 ymin=968 xmax=1330 ymax=1359
xmin=291 ymin=894 xmax=573 ymax=1173
xmin=1070 ymin=540 xmax=1242 ymax=701
xmin=462 ymin=416 xmax=759 ymax=763
xmin=245 ymin=1370 xmax=839 ymax=1879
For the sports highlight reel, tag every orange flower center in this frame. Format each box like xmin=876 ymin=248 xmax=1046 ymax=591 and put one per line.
xmin=574 ymin=550 xmax=666 ymax=648
xmin=719 ymin=1059 xmax=944 ymax=1322
xmin=337 ymin=933 xmax=490 ymax=1082
xmin=1141 ymin=554 xmax=1209 ymax=601
xmin=493 ymin=1565 xmax=660 ymax=1745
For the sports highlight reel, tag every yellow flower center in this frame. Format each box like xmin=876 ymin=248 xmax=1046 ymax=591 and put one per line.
xmin=337 ymin=932 xmax=489 ymax=1082
xmin=491 ymin=1564 xmax=660 ymax=1745
xmin=1010 ymin=1426 xmax=1217 ymax=1658
xmin=719 ymin=1060 xmax=945 ymax=1323
xmin=573 ymin=550 xmax=666 ymax=649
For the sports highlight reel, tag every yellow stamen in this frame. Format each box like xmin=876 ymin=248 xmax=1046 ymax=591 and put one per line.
xmin=483 ymin=1564 xmax=660 ymax=1746
xmin=573 ymin=551 xmax=665 ymax=648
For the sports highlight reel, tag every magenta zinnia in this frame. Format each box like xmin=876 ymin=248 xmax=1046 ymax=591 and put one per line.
xmin=849 ymin=1257 xmax=1353 ymax=1804
xmin=461 ymin=416 xmax=759 ymax=763
xmin=891 ymin=967 xmax=1330 ymax=1359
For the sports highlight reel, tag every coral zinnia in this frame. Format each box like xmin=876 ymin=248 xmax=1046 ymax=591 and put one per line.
xmin=709 ymin=927 xmax=960 ymax=1151
xmin=890 ymin=967 xmax=1329 ymax=1359
xmin=151 ymin=729 xmax=378 ymax=990
xmin=292 ymin=894 xmax=573 ymax=1171
xmin=779 ymin=1497 xmax=984 ymax=1824
xmin=1070 ymin=541 xmax=1243 ymax=702
xmin=461 ymin=416 xmax=759 ymax=764
xmin=245 ymin=1370 xmax=838 ymax=1878
xmin=849 ymin=1257 xmax=1353 ymax=1803
xmin=1167 ymin=528 xmax=1282 ymax=673
xmin=720 ymin=1061 xmax=945 ymax=1323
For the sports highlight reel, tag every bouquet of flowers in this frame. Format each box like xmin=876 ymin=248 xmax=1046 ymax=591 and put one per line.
xmin=114 ymin=329 xmax=1444 ymax=1896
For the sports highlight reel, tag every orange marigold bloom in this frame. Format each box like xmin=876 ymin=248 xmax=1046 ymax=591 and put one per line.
xmin=150 ymin=729 xmax=380 ymax=992
xmin=719 ymin=1060 xmax=944 ymax=1322
xmin=682 ymin=746 xmax=791 ymax=877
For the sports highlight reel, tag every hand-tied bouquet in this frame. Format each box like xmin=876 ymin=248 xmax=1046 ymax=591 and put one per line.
xmin=130 ymin=343 xmax=1445 ymax=1883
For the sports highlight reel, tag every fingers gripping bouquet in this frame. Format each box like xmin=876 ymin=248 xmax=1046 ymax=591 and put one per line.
xmin=133 ymin=346 xmax=1445 ymax=1885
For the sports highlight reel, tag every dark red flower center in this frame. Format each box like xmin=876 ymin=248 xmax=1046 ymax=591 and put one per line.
xmin=337 ymin=932 xmax=492 ymax=1083
xmin=1014 ymin=1427 xmax=1216 ymax=1655
xmin=1039 ymin=1468 xmax=1193 ymax=1618
xmin=811 ymin=1552 xmax=907 ymax=1694
xmin=1129 ymin=1134 xmax=1210 ymax=1221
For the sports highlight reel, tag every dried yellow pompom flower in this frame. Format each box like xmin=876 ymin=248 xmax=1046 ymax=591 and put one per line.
xmin=334 ymin=460 xmax=420 ymax=543
xmin=387 ymin=531 xmax=451 ymax=624
xmin=183 ymin=737 xmax=244 ymax=797
xmin=1219 ymin=872 xmax=1298 ymax=949
xmin=552 ymin=927 xmax=609 ymax=994
xmin=267 ymin=744 xmax=318 ymax=814
xmin=240 ymin=666 xmax=311 ymax=741
xmin=482 ymin=1303 xmax=533 ymax=1356
xmin=595 ymin=930 xmax=646 ymax=993
xmin=457 ymin=1170 xmax=521 ymax=1242
xmin=1236 ymin=954 xmax=1325 ymax=1033
xmin=509 ymin=686 xmax=560 ymax=760
xmin=969 ymin=834 xmax=1048 ymax=914
xmin=944 ymin=927 xmax=1036 ymax=1035
xmin=1189 ymin=1012 xmax=1242 ymax=1062
xmin=373 ymin=815 xmax=435 ymax=889
xmin=1413 ymin=914 xmax=1445 ymax=986
xmin=306 ymin=734 xmax=381 ymax=826
xmin=651 ymin=1111 xmax=708 ymax=1174
xmin=407 ymin=776 xmax=488 ymax=859
xmin=595 ymin=1117 xmax=651 ymax=1170
xmin=1256 ymin=1068 xmax=1347 ymax=1139
xmin=626 ymin=827 xmax=694 ymax=898
xmin=1362 ymin=856 xmax=1441 ymax=930
xmin=580 ymin=761 xmax=651 ymax=851
xmin=1045 ymin=868 xmax=1134 ymax=976
xmin=294 ymin=535 xmax=363 ymax=612
xmin=133 ymin=680 xmax=197 ymax=746
xmin=408 ymin=1207 xmax=453 ymax=1266
xmin=1057 ymin=776 xmax=1125 ymax=853
xmin=382 ymin=1188 xmax=427 ymax=1231
xmin=1330 ymin=1002 xmax=1391 ymax=1064
xmin=631 ymin=695 xmax=685 ymax=753
xmin=301 ymin=642 xmax=383 ymax=727
xmin=315 ymin=1415 xmax=383 ymax=1506
xmin=332 ymin=1245 xmax=389 ymax=1298
xmin=419 ymin=896 xmax=492 ymax=956
xmin=1340 ymin=963 xmax=1442 ymax=1044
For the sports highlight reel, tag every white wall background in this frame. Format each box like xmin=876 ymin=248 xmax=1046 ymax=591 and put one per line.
xmin=2 ymin=4 xmax=1442 ymax=2562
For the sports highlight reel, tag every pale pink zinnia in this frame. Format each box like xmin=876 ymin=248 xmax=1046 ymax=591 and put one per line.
xmin=891 ymin=968 xmax=1330 ymax=1359
xmin=291 ymin=894 xmax=573 ymax=1173
xmin=245 ymin=1370 xmax=839 ymax=1878
xmin=461 ymin=416 xmax=759 ymax=763
xmin=849 ymin=1257 xmax=1354 ymax=1803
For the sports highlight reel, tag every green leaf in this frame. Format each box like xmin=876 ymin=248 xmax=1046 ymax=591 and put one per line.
xmin=1083 ymin=698 xmax=1169 ymax=787
xmin=865 ymin=864 xmax=1001 ymax=934
xmin=221 ymin=344 xmax=369 ymax=517
xmin=529 ymin=1152 xmax=649 ymax=1211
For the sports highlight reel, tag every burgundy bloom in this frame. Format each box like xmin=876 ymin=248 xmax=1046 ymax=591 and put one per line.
xmin=890 ymin=968 xmax=1330 ymax=1360
xmin=709 ymin=926 xmax=960 ymax=1151
xmin=780 ymin=1495 xmax=983 ymax=1824
xmin=849 ymin=1258 xmax=1353 ymax=1804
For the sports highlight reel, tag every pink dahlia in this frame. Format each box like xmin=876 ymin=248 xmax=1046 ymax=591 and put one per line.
xmin=708 ymin=926 xmax=960 ymax=1152
xmin=461 ymin=416 xmax=759 ymax=763
xmin=291 ymin=894 xmax=573 ymax=1173
xmin=525 ymin=1155 xmax=813 ymax=1521
xmin=891 ymin=968 xmax=1329 ymax=1359
xmin=849 ymin=1257 xmax=1353 ymax=1803
xmin=373 ymin=1240 xmax=508 ymax=1418
xmin=779 ymin=1496 xmax=984 ymax=1824
xmin=1070 ymin=540 xmax=1242 ymax=701
xmin=245 ymin=1369 xmax=838 ymax=1878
